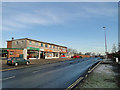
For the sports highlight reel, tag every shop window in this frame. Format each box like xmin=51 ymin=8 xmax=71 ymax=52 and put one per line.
xmin=10 ymin=51 xmax=14 ymax=55
xmin=27 ymin=50 xmax=39 ymax=58
xmin=16 ymin=58 xmax=21 ymax=60
xmin=45 ymin=44 xmax=48 ymax=48
xmin=29 ymin=41 xmax=32 ymax=44
xmin=41 ymin=43 xmax=43 ymax=47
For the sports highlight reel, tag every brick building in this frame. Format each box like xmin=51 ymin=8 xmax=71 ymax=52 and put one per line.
xmin=0 ymin=48 xmax=24 ymax=58
xmin=6 ymin=38 xmax=67 ymax=59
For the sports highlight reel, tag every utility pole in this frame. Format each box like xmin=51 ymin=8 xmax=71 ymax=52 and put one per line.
xmin=103 ymin=27 xmax=108 ymax=58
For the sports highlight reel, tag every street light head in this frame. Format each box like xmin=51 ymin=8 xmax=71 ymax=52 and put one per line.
xmin=103 ymin=27 xmax=106 ymax=28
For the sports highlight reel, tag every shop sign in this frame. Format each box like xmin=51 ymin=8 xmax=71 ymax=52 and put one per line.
xmin=40 ymin=49 xmax=44 ymax=51
xmin=27 ymin=47 xmax=40 ymax=51
xmin=44 ymin=49 xmax=52 ymax=52
xmin=61 ymin=51 xmax=67 ymax=53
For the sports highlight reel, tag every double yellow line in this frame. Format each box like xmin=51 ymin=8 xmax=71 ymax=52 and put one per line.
xmin=66 ymin=61 xmax=102 ymax=90
xmin=66 ymin=77 xmax=84 ymax=90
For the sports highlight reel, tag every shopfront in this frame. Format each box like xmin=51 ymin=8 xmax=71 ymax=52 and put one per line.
xmin=0 ymin=49 xmax=8 ymax=59
xmin=44 ymin=49 xmax=53 ymax=59
xmin=0 ymin=48 xmax=24 ymax=59
xmin=27 ymin=47 xmax=40 ymax=59
xmin=60 ymin=51 xmax=67 ymax=58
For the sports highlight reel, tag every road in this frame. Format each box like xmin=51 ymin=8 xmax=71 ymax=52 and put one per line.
xmin=1 ymin=58 xmax=101 ymax=88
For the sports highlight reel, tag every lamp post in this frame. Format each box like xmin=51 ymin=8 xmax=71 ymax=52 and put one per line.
xmin=103 ymin=27 xmax=108 ymax=58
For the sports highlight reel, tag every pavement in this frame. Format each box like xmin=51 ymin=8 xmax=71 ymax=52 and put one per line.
xmin=1 ymin=57 xmax=101 ymax=88
xmin=75 ymin=59 xmax=120 ymax=89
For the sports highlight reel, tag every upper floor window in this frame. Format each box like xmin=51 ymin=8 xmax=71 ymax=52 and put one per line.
xmin=29 ymin=41 xmax=32 ymax=44
xmin=53 ymin=46 xmax=55 ymax=48
xmin=41 ymin=43 xmax=43 ymax=47
xmin=49 ymin=45 xmax=52 ymax=48
xmin=21 ymin=41 xmax=24 ymax=44
xmin=16 ymin=41 xmax=19 ymax=45
xmin=35 ymin=42 xmax=38 ymax=46
xmin=45 ymin=44 xmax=48 ymax=48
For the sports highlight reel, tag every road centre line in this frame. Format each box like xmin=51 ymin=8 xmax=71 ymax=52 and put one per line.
xmin=0 ymin=76 xmax=16 ymax=81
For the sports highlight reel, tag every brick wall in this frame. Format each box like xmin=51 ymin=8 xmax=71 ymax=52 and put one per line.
xmin=8 ymin=49 xmax=23 ymax=58
xmin=7 ymin=41 xmax=12 ymax=48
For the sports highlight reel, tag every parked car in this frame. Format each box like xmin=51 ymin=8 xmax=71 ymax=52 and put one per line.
xmin=7 ymin=57 xmax=30 ymax=66
xmin=72 ymin=56 xmax=80 ymax=58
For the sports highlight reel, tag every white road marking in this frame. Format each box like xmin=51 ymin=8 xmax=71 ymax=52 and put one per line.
xmin=32 ymin=70 xmax=40 ymax=73
xmin=0 ymin=76 xmax=16 ymax=81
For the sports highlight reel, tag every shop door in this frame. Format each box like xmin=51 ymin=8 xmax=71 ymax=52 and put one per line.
xmin=40 ymin=51 xmax=45 ymax=59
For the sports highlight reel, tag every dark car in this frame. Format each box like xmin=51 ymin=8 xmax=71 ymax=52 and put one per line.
xmin=7 ymin=57 xmax=30 ymax=66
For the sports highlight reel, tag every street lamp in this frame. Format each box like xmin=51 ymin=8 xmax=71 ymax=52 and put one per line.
xmin=103 ymin=27 xmax=108 ymax=58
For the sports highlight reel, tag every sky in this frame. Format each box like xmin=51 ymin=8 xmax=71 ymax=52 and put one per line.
xmin=1 ymin=2 xmax=118 ymax=55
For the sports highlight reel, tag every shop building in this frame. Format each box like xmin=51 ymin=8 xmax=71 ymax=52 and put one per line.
xmin=7 ymin=38 xmax=67 ymax=59
xmin=0 ymin=48 xmax=24 ymax=59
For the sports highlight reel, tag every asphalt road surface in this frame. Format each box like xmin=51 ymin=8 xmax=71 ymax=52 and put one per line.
xmin=1 ymin=57 xmax=101 ymax=88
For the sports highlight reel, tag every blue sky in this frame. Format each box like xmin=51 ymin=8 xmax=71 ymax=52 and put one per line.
xmin=2 ymin=2 xmax=118 ymax=55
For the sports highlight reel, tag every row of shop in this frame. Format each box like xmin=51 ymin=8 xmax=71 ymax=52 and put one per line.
xmin=0 ymin=47 xmax=67 ymax=59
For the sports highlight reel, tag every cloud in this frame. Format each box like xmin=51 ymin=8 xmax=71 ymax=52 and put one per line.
xmin=83 ymin=7 xmax=117 ymax=17
xmin=2 ymin=0 xmax=120 ymax=2
xmin=2 ymin=2 xmax=117 ymax=31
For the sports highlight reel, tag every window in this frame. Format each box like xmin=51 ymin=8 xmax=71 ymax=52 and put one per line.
xmin=29 ymin=41 xmax=32 ymax=44
xmin=45 ymin=44 xmax=48 ymax=48
xmin=16 ymin=58 xmax=21 ymax=60
xmin=35 ymin=42 xmax=38 ymax=46
xmin=10 ymin=51 xmax=14 ymax=55
xmin=21 ymin=41 xmax=24 ymax=44
xmin=53 ymin=46 xmax=55 ymax=48
xmin=50 ymin=45 xmax=52 ymax=48
xmin=16 ymin=41 xmax=19 ymax=45
xmin=41 ymin=43 xmax=43 ymax=47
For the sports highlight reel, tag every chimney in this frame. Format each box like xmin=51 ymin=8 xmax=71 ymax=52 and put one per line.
xmin=12 ymin=37 xmax=14 ymax=40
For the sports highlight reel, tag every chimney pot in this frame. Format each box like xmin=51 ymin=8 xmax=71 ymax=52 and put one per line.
xmin=12 ymin=37 xmax=14 ymax=40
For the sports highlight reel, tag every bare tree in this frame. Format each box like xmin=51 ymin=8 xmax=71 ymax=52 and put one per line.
xmin=78 ymin=52 xmax=82 ymax=55
xmin=91 ymin=52 xmax=95 ymax=56
xmin=118 ymin=43 xmax=120 ymax=52
xmin=112 ymin=44 xmax=117 ymax=53
xmin=85 ymin=52 xmax=91 ymax=55
xmin=67 ymin=48 xmax=78 ymax=55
